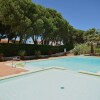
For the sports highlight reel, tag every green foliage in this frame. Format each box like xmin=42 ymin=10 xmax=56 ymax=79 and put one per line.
xmin=72 ymin=43 xmax=100 ymax=55
xmin=35 ymin=51 xmax=41 ymax=58
xmin=18 ymin=50 xmax=26 ymax=57
xmin=72 ymin=46 xmax=80 ymax=55
xmin=0 ymin=0 xmax=74 ymax=46
xmin=72 ymin=44 xmax=90 ymax=55
xmin=0 ymin=43 xmax=73 ymax=57
xmin=95 ymin=47 xmax=100 ymax=55
xmin=84 ymin=28 xmax=100 ymax=42
xmin=0 ymin=0 xmax=100 ymax=46
xmin=18 ymin=50 xmax=26 ymax=60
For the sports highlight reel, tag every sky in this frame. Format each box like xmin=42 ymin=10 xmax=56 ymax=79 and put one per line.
xmin=32 ymin=0 xmax=100 ymax=31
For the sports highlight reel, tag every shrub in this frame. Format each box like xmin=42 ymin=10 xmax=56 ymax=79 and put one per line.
xmin=72 ymin=47 xmax=80 ymax=55
xmin=18 ymin=50 xmax=26 ymax=60
xmin=0 ymin=43 xmax=73 ymax=57
xmin=34 ymin=51 xmax=41 ymax=58
xmin=72 ymin=44 xmax=90 ymax=55
xmin=95 ymin=47 xmax=100 ymax=54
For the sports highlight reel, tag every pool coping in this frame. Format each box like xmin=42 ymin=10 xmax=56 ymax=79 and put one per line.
xmin=0 ymin=66 xmax=100 ymax=81
xmin=0 ymin=67 xmax=67 ymax=81
xmin=79 ymin=71 xmax=100 ymax=77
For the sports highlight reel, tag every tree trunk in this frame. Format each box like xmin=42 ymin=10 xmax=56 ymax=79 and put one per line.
xmin=48 ymin=40 xmax=50 ymax=45
xmin=24 ymin=39 xmax=27 ymax=44
xmin=60 ymin=41 xmax=62 ymax=45
xmin=51 ymin=41 xmax=53 ymax=45
xmin=56 ymin=41 xmax=58 ymax=46
xmin=32 ymin=35 xmax=37 ymax=45
xmin=32 ymin=35 xmax=35 ymax=44
xmin=43 ymin=40 xmax=46 ymax=45
xmin=8 ymin=38 xmax=10 ymax=43
xmin=19 ymin=36 xmax=23 ymax=44
xmin=90 ymin=42 xmax=94 ymax=55
xmin=41 ymin=40 xmax=44 ymax=45
xmin=14 ymin=37 xmax=17 ymax=43
xmin=41 ymin=36 xmax=44 ymax=45
xmin=35 ymin=35 xmax=38 ymax=45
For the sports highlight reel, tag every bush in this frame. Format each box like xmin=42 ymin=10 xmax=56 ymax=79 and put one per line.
xmin=0 ymin=43 xmax=73 ymax=57
xmin=35 ymin=51 xmax=41 ymax=58
xmin=95 ymin=47 xmax=100 ymax=54
xmin=18 ymin=50 xmax=26 ymax=60
xmin=72 ymin=44 xmax=90 ymax=55
xmin=72 ymin=47 xmax=80 ymax=55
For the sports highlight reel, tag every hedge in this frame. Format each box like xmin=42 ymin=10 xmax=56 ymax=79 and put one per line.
xmin=0 ymin=43 xmax=73 ymax=57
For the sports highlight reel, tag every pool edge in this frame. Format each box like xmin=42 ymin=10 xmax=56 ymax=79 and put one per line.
xmin=0 ymin=67 xmax=67 ymax=81
xmin=79 ymin=71 xmax=100 ymax=77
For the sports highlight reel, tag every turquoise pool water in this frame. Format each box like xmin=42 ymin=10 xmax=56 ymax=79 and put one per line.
xmin=24 ymin=56 xmax=100 ymax=73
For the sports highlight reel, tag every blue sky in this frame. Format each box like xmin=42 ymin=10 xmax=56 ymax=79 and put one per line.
xmin=32 ymin=0 xmax=100 ymax=30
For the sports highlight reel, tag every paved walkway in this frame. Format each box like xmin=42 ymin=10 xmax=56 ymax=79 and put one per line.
xmin=0 ymin=61 xmax=27 ymax=77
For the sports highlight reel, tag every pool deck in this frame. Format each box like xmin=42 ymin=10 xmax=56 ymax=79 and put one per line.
xmin=0 ymin=61 xmax=27 ymax=77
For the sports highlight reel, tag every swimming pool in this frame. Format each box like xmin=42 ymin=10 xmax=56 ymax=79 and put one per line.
xmin=23 ymin=56 xmax=100 ymax=73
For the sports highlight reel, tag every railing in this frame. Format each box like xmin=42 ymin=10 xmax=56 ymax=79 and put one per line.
xmin=12 ymin=57 xmax=20 ymax=67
